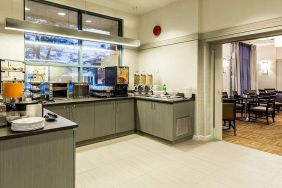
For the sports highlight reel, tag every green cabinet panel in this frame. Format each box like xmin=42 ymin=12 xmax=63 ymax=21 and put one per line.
xmin=136 ymin=100 xmax=153 ymax=134
xmin=115 ymin=100 xmax=135 ymax=133
xmin=70 ymin=103 xmax=95 ymax=142
xmin=94 ymin=101 xmax=116 ymax=138
xmin=152 ymin=102 xmax=173 ymax=141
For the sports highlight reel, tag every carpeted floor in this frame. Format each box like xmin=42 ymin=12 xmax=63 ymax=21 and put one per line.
xmin=223 ymin=113 xmax=282 ymax=156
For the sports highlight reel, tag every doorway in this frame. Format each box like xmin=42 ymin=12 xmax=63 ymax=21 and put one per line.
xmin=213 ymin=36 xmax=282 ymax=155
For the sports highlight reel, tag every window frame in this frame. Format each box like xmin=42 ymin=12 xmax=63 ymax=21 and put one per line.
xmin=24 ymin=0 xmax=123 ymax=82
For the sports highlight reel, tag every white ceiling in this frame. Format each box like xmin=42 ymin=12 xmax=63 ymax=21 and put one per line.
xmin=244 ymin=37 xmax=276 ymax=46
xmin=86 ymin=0 xmax=180 ymax=15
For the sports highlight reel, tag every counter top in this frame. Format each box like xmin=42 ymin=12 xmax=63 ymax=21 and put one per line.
xmin=43 ymin=96 xmax=136 ymax=106
xmin=0 ymin=109 xmax=78 ymax=141
xmin=43 ymin=96 xmax=194 ymax=106
xmin=134 ymin=96 xmax=194 ymax=104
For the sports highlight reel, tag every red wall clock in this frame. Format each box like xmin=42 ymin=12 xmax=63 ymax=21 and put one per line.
xmin=153 ymin=25 xmax=161 ymax=37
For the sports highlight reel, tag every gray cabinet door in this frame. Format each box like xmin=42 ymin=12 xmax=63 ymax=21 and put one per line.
xmin=70 ymin=103 xmax=95 ymax=142
xmin=152 ymin=102 xmax=173 ymax=141
xmin=94 ymin=101 xmax=116 ymax=138
xmin=115 ymin=100 xmax=135 ymax=133
xmin=136 ymin=100 xmax=153 ymax=134
xmin=45 ymin=105 xmax=70 ymax=119
xmin=0 ymin=130 xmax=75 ymax=188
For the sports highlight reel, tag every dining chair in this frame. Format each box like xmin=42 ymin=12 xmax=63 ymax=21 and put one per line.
xmin=230 ymin=91 xmax=244 ymax=117
xmin=222 ymin=102 xmax=236 ymax=136
xmin=232 ymin=91 xmax=240 ymax=98
xmin=222 ymin=92 xmax=228 ymax=99
xmin=248 ymin=97 xmax=275 ymax=125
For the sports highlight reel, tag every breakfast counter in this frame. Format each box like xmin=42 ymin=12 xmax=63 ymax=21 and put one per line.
xmin=0 ymin=110 xmax=77 ymax=188
xmin=43 ymin=95 xmax=195 ymax=144
xmin=0 ymin=109 xmax=78 ymax=141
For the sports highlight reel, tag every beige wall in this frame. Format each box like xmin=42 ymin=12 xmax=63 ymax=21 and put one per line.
xmin=257 ymin=44 xmax=277 ymax=89
xmin=222 ymin=43 xmax=231 ymax=96
xmin=199 ymin=0 xmax=282 ymax=33
xmin=222 ymin=44 xmax=281 ymax=93
xmin=0 ymin=0 xmax=24 ymax=61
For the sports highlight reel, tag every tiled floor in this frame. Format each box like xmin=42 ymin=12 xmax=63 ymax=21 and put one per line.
xmin=76 ymin=134 xmax=282 ymax=188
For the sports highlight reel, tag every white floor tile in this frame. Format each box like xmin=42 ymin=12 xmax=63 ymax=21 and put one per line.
xmin=76 ymin=134 xmax=282 ymax=188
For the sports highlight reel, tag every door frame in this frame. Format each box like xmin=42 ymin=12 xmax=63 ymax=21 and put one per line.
xmin=197 ymin=17 xmax=282 ymax=140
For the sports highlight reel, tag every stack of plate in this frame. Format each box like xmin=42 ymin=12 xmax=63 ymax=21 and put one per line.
xmin=11 ymin=117 xmax=45 ymax=132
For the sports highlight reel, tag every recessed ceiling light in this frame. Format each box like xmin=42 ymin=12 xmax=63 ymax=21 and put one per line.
xmin=57 ymin=12 xmax=66 ymax=16
xmin=25 ymin=7 xmax=30 ymax=11
xmin=85 ymin=20 xmax=92 ymax=23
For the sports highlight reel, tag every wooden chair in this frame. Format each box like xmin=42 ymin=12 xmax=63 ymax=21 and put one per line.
xmin=232 ymin=91 xmax=240 ymax=98
xmin=248 ymin=97 xmax=275 ymax=125
xmin=222 ymin=92 xmax=228 ymax=99
xmin=230 ymin=91 xmax=244 ymax=117
xmin=223 ymin=102 xmax=236 ymax=136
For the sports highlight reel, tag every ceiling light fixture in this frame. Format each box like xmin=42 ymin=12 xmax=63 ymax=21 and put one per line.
xmin=25 ymin=7 xmax=30 ymax=11
xmin=275 ymin=36 xmax=282 ymax=47
xmin=85 ymin=20 xmax=92 ymax=23
xmin=5 ymin=18 xmax=140 ymax=47
xmin=57 ymin=12 xmax=66 ymax=16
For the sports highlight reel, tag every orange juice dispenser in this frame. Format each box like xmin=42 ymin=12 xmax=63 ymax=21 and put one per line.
xmin=2 ymin=81 xmax=38 ymax=118
xmin=3 ymin=82 xmax=24 ymax=103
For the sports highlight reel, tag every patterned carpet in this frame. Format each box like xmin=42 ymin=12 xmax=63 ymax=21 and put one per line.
xmin=223 ymin=113 xmax=282 ymax=156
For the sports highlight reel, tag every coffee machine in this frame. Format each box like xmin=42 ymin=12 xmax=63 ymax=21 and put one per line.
xmin=105 ymin=66 xmax=129 ymax=97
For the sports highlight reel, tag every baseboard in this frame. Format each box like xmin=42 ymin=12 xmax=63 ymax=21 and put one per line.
xmin=76 ymin=130 xmax=135 ymax=147
xmin=193 ymin=134 xmax=214 ymax=141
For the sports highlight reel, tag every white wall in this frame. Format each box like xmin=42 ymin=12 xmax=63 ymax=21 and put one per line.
xmin=257 ymin=44 xmax=277 ymax=89
xmin=199 ymin=0 xmax=282 ymax=33
xmin=138 ymin=0 xmax=199 ymax=92
xmin=139 ymin=0 xmax=199 ymax=44
xmin=139 ymin=41 xmax=198 ymax=91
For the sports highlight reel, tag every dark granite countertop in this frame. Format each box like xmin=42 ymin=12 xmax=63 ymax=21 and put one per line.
xmin=43 ymin=96 xmax=194 ymax=106
xmin=0 ymin=109 xmax=78 ymax=141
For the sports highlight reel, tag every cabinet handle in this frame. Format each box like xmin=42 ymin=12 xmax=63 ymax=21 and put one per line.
xmin=116 ymin=102 xmax=118 ymax=113
xmin=63 ymin=106 xmax=66 ymax=109
xmin=73 ymin=105 xmax=76 ymax=108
